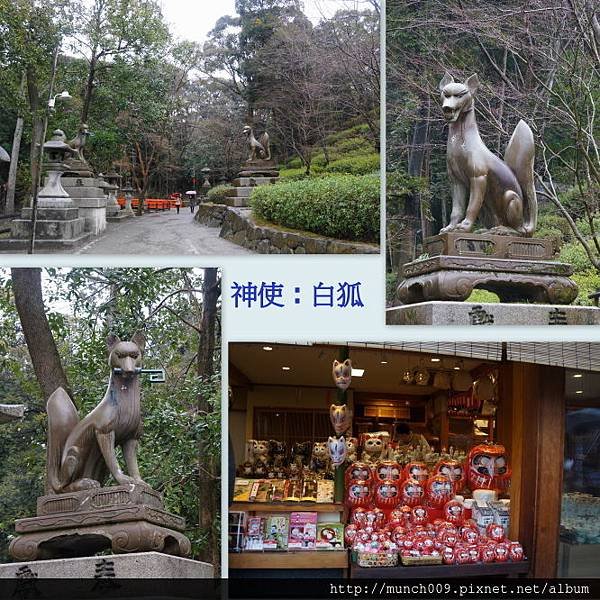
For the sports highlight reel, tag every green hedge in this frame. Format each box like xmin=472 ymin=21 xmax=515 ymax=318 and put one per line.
xmin=251 ymin=174 xmax=379 ymax=243
xmin=324 ymin=153 xmax=380 ymax=175
xmin=206 ymin=184 xmax=234 ymax=203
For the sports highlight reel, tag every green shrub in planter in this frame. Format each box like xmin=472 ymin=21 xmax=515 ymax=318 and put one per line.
xmin=206 ymin=184 xmax=234 ymax=203
xmin=325 ymin=153 xmax=380 ymax=175
xmin=251 ymin=174 xmax=379 ymax=243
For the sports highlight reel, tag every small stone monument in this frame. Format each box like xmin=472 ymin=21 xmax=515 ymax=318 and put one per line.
xmin=60 ymin=124 xmax=108 ymax=235
xmin=0 ymin=403 xmax=25 ymax=423
xmin=388 ymin=73 xmax=593 ymax=325
xmin=120 ymin=182 xmax=136 ymax=217
xmin=3 ymin=333 xmax=212 ymax=579
xmin=224 ymin=124 xmax=279 ymax=207
xmin=8 ymin=130 xmax=90 ymax=249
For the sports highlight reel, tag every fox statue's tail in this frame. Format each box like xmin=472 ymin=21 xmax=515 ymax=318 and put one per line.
xmin=46 ymin=387 xmax=79 ymax=493
xmin=504 ymin=119 xmax=537 ymax=237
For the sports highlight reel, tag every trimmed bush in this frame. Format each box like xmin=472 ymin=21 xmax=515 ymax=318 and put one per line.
xmin=571 ymin=269 xmax=600 ymax=306
xmin=251 ymin=174 xmax=379 ymax=243
xmin=559 ymin=241 xmax=599 ymax=272
xmin=206 ymin=184 xmax=234 ymax=203
xmin=325 ymin=153 xmax=380 ymax=175
xmin=280 ymin=167 xmax=310 ymax=180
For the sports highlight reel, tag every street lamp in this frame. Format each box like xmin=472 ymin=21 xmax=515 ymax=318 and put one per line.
xmin=47 ymin=91 xmax=72 ymax=110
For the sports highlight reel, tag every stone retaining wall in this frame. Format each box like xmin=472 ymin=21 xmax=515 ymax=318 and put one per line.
xmin=194 ymin=203 xmax=229 ymax=227
xmin=219 ymin=207 xmax=379 ymax=254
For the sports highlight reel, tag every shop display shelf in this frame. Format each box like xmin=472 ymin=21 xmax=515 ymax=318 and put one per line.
xmin=350 ymin=560 xmax=529 ymax=579
xmin=230 ymin=501 xmax=344 ymax=513
xmin=229 ymin=550 xmax=349 ymax=570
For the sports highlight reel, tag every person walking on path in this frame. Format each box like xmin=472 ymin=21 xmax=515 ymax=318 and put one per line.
xmin=189 ymin=195 xmax=196 ymax=214
xmin=175 ymin=196 xmax=181 ymax=214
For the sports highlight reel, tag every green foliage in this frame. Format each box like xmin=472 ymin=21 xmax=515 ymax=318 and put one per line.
xmin=251 ymin=174 xmax=379 ymax=242
xmin=206 ymin=184 xmax=235 ymax=203
xmin=279 ymin=167 xmax=309 ymax=180
xmin=571 ymin=270 xmax=600 ymax=306
xmin=559 ymin=241 xmax=599 ymax=273
xmin=466 ymin=289 xmax=500 ymax=303
xmin=324 ymin=153 xmax=380 ymax=176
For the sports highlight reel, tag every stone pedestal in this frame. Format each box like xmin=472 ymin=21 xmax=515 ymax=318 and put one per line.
xmin=0 ymin=404 xmax=25 ymax=423
xmin=0 ymin=552 xmax=213 ymax=578
xmin=387 ymin=301 xmax=600 ymax=325
xmin=9 ymin=484 xmax=191 ymax=562
xmin=225 ymin=161 xmax=279 ymax=208
xmin=397 ymin=233 xmax=578 ymax=305
xmin=61 ymin=177 xmax=107 ymax=235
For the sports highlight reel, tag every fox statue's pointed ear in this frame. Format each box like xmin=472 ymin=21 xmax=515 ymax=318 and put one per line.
xmin=106 ymin=333 xmax=120 ymax=352
xmin=439 ymin=72 xmax=454 ymax=92
xmin=465 ymin=73 xmax=480 ymax=95
xmin=131 ymin=330 xmax=146 ymax=353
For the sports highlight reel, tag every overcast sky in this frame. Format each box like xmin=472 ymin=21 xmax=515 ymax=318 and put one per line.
xmin=160 ymin=0 xmax=371 ymax=45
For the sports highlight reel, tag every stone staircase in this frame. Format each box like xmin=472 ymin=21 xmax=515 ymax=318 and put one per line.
xmin=224 ymin=175 xmax=279 ymax=207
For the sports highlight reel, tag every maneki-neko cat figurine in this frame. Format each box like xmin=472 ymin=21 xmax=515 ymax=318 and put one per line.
xmin=466 ymin=442 xmax=511 ymax=493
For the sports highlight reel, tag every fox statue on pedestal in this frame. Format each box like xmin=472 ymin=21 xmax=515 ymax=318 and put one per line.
xmin=46 ymin=332 xmax=148 ymax=494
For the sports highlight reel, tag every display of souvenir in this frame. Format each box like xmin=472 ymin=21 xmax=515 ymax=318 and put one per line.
xmin=290 ymin=441 xmax=312 ymax=469
xmin=486 ymin=523 xmax=506 ymax=542
xmin=253 ymin=459 xmax=268 ymax=479
xmin=248 ymin=480 xmax=261 ymax=502
xmin=268 ymin=439 xmax=287 ymax=476
xmin=472 ymin=503 xmax=495 ymax=532
xmin=346 ymin=437 xmax=359 ymax=463
xmin=229 ymin=511 xmax=246 ymax=552
xmin=374 ymin=479 xmax=400 ymax=509
xmin=433 ymin=457 xmax=466 ymax=492
xmin=346 ymin=479 xmax=372 ymax=508
xmin=330 ymin=404 xmax=352 ymax=435
xmin=332 ymin=359 xmax=352 ymax=391
xmin=316 ymin=479 xmax=335 ymax=503
xmin=233 ymin=478 xmax=252 ymax=502
xmin=345 ymin=462 xmax=372 ymax=484
xmin=301 ymin=477 xmax=318 ymax=502
xmin=403 ymin=461 xmax=429 ymax=483
xmin=425 ymin=474 xmax=456 ymax=509
xmin=264 ymin=515 xmax=289 ymax=551
xmin=467 ymin=442 xmax=511 ymax=493
xmin=327 ymin=436 xmax=347 ymax=467
xmin=361 ymin=432 xmax=388 ymax=463
xmin=316 ymin=523 xmax=345 ymax=550
xmin=283 ymin=479 xmax=303 ymax=502
xmin=374 ymin=460 xmax=402 ymax=483
xmin=344 ymin=523 xmax=358 ymax=546
xmin=288 ymin=512 xmax=318 ymax=550
xmin=400 ymin=477 xmax=425 ymax=507
xmin=270 ymin=479 xmax=287 ymax=502
xmin=244 ymin=516 xmax=265 ymax=551
xmin=509 ymin=541 xmax=524 ymax=561
xmin=310 ymin=441 xmax=331 ymax=476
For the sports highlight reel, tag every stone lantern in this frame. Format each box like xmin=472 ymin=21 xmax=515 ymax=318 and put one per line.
xmin=104 ymin=171 xmax=126 ymax=220
xmin=38 ymin=130 xmax=75 ymax=209
xmin=121 ymin=182 xmax=136 ymax=217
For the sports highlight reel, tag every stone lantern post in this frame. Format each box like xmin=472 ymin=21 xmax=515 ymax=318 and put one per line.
xmin=104 ymin=171 xmax=126 ymax=221
xmin=121 ymin=182 xmax=136 ymax=217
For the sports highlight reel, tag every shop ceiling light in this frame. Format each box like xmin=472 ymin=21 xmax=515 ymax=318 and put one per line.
xmin=430 ymin=357 xmax=441 ymax=362
xmin=262 ymin=346 xmax=273 ymax=351
xmin=573 ymin=373 xmax=583 ymax=378
xmin=380 ymin=360 xmax=388 ymax=365
xmin=575 ymin=390 xmax=583 ymax=394
xmin=282 ymin=366 xmax=291 ymax=371
xmin=351 ymin=368 xmax=365 ymax=377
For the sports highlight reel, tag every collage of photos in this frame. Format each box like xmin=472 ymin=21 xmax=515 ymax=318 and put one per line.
xmin=0 ymin=0 xmax=599 ymax=598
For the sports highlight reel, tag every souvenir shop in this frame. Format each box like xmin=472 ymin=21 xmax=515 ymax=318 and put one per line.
xmin=228 ymin=342 xmax=600 ymax=579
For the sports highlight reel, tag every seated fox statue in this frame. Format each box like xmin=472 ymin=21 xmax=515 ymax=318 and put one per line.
xmin=46 ymin=332 xmax=148 ymax=494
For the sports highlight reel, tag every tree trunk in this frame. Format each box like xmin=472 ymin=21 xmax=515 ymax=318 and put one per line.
xmin=197 ymin=268 xmax=220 ymax=569
xmin=81 ymin=53 xmax=98 ymax=124
xmin=11 ymin=268 xmax=71 ymax=400
xmin=26 ymin=66 xmax=43 ymax=205
xmin=6 ymin=73 xmax=26 ymax=214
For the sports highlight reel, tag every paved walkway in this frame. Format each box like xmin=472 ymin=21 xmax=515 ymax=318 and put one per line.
xmin=71 ymin=210 xmax=252 ymax=255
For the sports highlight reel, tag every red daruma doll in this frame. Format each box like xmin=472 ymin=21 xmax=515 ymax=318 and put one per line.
xmin=400 ymin=478 xmax=425 ymax=507
xmin=374 ymin=480 xmax=400 ymax=510
xmin=467 ymin=443 xmax=511 ymax=493
xmin=345 ymin=462 xmax=372 ymax=486
xmin=345 ymin=480 xmax=372 ymax=509
xmin=433 ymin=458 xmax=466 ymax=492
xmin=403 ymin=461 xmax=429 ymax=484
xmin=444 ymin=500 xmax=465 ymax=525
xmin=425 ymin=474 xmax=456 ymax=509
xmin=374 ymin=460 xmax=402 ymax=483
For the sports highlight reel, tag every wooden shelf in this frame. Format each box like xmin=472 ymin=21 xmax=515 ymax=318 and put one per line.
xmin=230 ymin=502 xmax=343 ymax=513
xmin=351 ymin=560 xmax=529 ymax=579
xmin=229 ymin=551 xmax=348 ymax=570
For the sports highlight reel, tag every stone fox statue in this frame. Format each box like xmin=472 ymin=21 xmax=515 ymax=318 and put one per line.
xmin=46 ymin=332 xmax=147 ymax=494
xmin=438 ymin=73 xmax=537 ymax=237
xmin=243 ymin=125 xmax=271 ymax=161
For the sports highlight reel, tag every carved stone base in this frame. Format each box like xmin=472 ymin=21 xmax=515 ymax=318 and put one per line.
xmin=239 ymin=159 xmax=279 ymax=178
xmin=386 ymin=301 xmax=600 ymax=326
xmin=397 ymin=255 xmax=578 ymax=305
xmin=9 ymin=484 xmax=191 ymax=561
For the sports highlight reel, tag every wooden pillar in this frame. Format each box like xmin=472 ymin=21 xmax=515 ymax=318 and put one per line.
xmin=499 ymin=361 xmax=565 ymax=578
xmin=334 ymin=346 xmax=349 ymax=503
